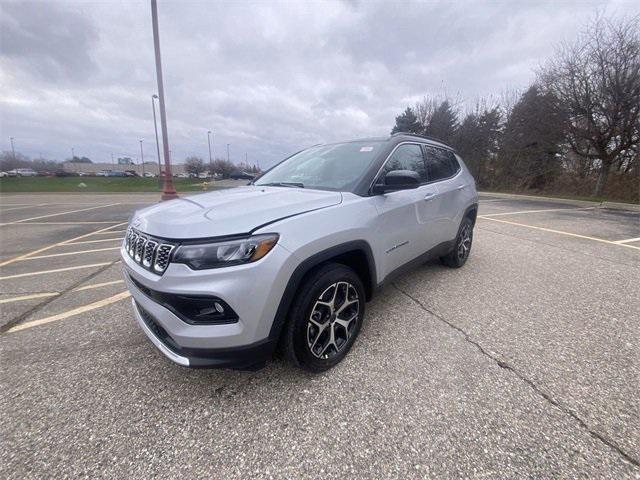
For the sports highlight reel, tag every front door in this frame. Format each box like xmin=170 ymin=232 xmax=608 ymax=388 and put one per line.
xmin=371 ymin=143 xmax=440 ymax=279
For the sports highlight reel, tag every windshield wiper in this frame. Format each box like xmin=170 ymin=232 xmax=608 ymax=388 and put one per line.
xmin=259 ymin=182 xmax=304 ymax=188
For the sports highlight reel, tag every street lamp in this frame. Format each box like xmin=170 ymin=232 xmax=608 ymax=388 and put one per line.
xmin=151 ymin=94 xmax=162 ymax=181
xmin=9 ymin=137 xmax=15 ymax=160
xmin=150 ymin=0 xmax=177 ymax=200
xmin=139 ymin=139 xmax=145 ymax=177
xmin=207 ymin=130 xmax=213 ymax=175
xmin=71 ymin=147 xmax=75 ymax=159
xmin=227 ymin=143 xmax=230 ymax=162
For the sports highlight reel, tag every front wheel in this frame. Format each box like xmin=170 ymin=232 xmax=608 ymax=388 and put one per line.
xmin=282 ymin=263 xmax=365 ymax=372
xmin=441 ymin=216 xmax=474 ymax=268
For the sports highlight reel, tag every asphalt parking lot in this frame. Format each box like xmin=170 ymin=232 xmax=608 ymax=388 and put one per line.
xmin=1 ymin=191 xmax=639 ymax=479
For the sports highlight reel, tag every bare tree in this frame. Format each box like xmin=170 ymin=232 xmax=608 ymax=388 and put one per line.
xmin=539 ymin=15 xmax=640 ymax=196
xmin=184 ymin=156 xmax=206 ymax=176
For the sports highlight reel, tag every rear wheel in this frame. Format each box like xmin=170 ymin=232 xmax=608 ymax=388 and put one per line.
xmin=441 ymin=216 xmax=474 ymax=268
xmin=282 ymin=263 xmax=365 ymax=372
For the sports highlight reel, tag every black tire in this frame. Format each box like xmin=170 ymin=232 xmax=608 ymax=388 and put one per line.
xmin=440 ymin=216 xmax=474 ymax=268
xmin=282 ymin=263 xmax=366 ymax=372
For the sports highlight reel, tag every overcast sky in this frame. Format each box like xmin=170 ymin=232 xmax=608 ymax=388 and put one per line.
xmin=1 ymin=0 xmax=638 ymax=169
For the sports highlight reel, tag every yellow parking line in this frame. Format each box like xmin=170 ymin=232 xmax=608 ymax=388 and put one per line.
xmin=19 ymin=247 xmax=121 ymax=260
xmin=0 ymin=292 xmax=60 ymax=304
xmin=0 ymin=222 xmax=126 ymax=267
xmin=0 ymin=203 xmax=121 ymax=226
xmin=7 ymin=291 xmax=131 ymax=333
xmin=0 ymin=263 xmax=111 ymax=280
xmin=614 ymin=237 xmax=640 ymax=244
xmin=92 ymin=229 xmax=127 ymax=235
xmin=65 ymin=238 xmax=123 ymax=245
xmin=478 ymin=216 xmax=640 ymax=250
xmin=73 ymin=279 xmax=125 ymax=292
xmin=480 ymin=206 xmax=595 ymax=217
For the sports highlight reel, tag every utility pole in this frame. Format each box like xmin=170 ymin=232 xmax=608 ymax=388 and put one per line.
xmin=9 ymin=137 xmax=15 ymax=160
xmin=139 ymin=140 xmax=145 ymax=177
xmin=150 ymin=0 xmax=177 ymax=200
xmin=227 ymin=143 xmax=230 ymax=162
xmin=71 ymin=147 xmax=75 ymax=159
xmin=111 ymin=153 xmax=114 ymax=166
xmin=151 ymin=94 xmax=162 ymax=182
xmin=207 ymin=130 xmax=213 ymax=175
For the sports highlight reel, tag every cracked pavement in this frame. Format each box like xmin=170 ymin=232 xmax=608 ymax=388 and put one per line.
xmin=1 ymin=192 xmax=639 ymax=478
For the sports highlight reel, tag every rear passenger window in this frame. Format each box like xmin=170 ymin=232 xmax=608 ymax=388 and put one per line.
xmin=381 ymin=144 xmax=427 ymax=182
xmin=424 ymin=146 xmax=457 ymax=181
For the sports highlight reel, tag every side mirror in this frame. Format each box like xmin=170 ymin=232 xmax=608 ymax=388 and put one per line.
xmin=372 ymin=170 xmax=421 ymax=194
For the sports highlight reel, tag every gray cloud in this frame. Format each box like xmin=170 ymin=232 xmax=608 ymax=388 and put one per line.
xmin=0 ymin=0 xmax=638 ymax=169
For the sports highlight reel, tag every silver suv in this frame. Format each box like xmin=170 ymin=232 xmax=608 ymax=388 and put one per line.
xmin=122 ymin=133 xmax=478 ymax=371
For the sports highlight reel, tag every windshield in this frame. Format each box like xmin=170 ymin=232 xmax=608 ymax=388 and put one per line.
xmin=255 ymin=141 xmax=384 ymax=192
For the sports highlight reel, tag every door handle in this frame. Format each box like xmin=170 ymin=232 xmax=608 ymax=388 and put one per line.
xmin=423 ymin=192 xmax=436 ymax=201
xmin=456 ymin=184 xmax=467 ymax=190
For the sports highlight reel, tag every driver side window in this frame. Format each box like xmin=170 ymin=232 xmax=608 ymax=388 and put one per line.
xmin=380 ymin=144 xmax=427 ymax=182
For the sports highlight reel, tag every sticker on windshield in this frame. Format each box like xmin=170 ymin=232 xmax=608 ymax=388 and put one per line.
xmin=360 ymin=146 xmax=374 ymax=152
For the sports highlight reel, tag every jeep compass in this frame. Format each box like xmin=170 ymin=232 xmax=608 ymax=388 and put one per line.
xmin=122 ymin=133 xmax=478 ymax=371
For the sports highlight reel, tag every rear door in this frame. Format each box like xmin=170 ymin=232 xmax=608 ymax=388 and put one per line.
xmin=423 ymin=145 xmax=468 ymax=244
xmin=371 ymin=143 xmax=440 ymax=279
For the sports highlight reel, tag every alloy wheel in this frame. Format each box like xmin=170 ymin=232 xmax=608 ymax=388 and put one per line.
xmin=307 ymin=281 xmax=360 ymax=359
xmin=457 ymin=223 xmax=472 ymax=261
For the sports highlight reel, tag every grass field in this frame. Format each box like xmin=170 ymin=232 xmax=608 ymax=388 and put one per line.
xmin=0 ymin=176 xmax=232 ymax=193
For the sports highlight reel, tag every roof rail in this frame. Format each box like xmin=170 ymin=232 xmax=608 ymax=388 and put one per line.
xmin=390 ymin=131 xmax=452 ymax=147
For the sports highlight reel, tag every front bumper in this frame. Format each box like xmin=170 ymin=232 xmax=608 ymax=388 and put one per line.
xmin=132 ymin=299 xmax=276 ymax=369
xmin=122 ymin=242 xmax=296 ymax=369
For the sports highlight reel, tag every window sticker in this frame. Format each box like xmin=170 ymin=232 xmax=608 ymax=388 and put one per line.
xmin=360 ymin=146 xmax=374 ymax=152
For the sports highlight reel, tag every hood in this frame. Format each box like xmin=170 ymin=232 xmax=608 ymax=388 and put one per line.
xmin=133 ymin=186 xmax=342 ymax=239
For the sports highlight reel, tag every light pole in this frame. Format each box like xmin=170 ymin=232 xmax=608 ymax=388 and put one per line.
xmin=9 ymin=137 xmax=15 ymax=160
xmin=227 ymin=143 xmax=230 ymax=162
xmin=139 ymin=140 xmax=145 ymax=177
xmin=150 ymin=0 xmax=177 ymax=200
xmin=207 ymin=130 xmax=213 ymax=175
xmin=151 ymin=94 xmax=162 ymax=181
xmin=71 ymin=147 xmax=75 ymax=160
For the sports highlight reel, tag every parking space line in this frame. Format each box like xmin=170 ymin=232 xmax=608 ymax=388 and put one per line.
xmin=478 ymin=216 xmax=640 ymax=250
xmin=0 ymin=262 xmax=111 ymax=280
xmin=8 ymin=221 xmax=121 ymax=225
xmin=73 ymin=280 xmax=125 ymax=292
xmin=0 ymin=203 xmax=49 ymax=212
xmin=0 ymin=222 xmax=126 ymax=267
xmin=480 ymin=206 xmax=595 ymax=217
xmin=0 ymin=292 xmax=60 ymax=304
xmin=92 ymin=229 xmax=127 ymax=235
xmin=0 ymin=203 xmax=121 ymax=226
xmin=6 ymin=291 xmax=131 ymax=333
xmin=613 ymin=237 xmax=640 ymax=244
xmin=65 ymin=238 xmax=123 ymax=245
xmin=19 ymin=247 xmax=121 ymax=260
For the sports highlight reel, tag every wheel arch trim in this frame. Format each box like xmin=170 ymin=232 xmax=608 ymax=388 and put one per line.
xmin=268 ymin=240 xmax=376 ymax=342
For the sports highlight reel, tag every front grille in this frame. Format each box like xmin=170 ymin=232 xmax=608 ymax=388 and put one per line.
xmin=124 ymin=227 xmax=175 ymax=274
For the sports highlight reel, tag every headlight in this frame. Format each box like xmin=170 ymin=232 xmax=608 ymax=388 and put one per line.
xmin=172 ymin=234 xmax=279 ymax=270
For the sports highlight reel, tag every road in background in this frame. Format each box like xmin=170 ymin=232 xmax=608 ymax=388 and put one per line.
xmin=1 ymin=192 xmax=638 ymax=478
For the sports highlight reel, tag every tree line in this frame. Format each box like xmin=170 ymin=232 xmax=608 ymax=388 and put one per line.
xmin=391 ymin=16 xmax=639 ymax=202
xmin=183 ymin=156 xmax=261 ymax=177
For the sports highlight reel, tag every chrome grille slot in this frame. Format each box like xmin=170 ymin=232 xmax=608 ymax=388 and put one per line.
xmin=134 ymin=236 xmax=147 ymax=262
xmin=154 ymin=244 xmax=174 ymax=273
xmin=124 ymin=227 xmax=175 ymax=275
xmin=143 ymin=240 xmax=157 ymax=268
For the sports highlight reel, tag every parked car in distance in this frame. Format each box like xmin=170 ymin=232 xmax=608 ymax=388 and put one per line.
xmin=7 ymin=168 xmax=38 ymax=177
xmin=0 ymin=171 xmax=8 ymax=177
xmin=229 ymin=170 xmax=255 ymax=180
xmin=54 ymin=170 xmax=79 ymax=177
xmin=122 ymin=133 xmax=478 ymax=372
xmin=144 ymin=172 xmax=156 ymax=178
xmin=124 ymin=170 xmax=138 ymax=177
